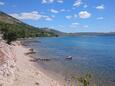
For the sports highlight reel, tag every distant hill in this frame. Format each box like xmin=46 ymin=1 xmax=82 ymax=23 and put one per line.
xmin=41 ymin=28 xmax=115 ymax=36
xmin=67 ymin=32 xmax=115 ymax=36
xmin=40 ymin=28 xmax=115 ymax=36
xmin=0 ymin=11 xmax=58 ymax=39
xmin=41 ymin=28 xmax=67 ymax=36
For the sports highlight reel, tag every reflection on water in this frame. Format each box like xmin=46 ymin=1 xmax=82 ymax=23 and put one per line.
xmin=24 ymin=36 xmax=115 ymax=86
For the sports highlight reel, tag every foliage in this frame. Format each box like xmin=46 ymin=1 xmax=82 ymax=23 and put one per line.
xmin=0 ymin=21 xmax=57 ymax=44
xmin=69 ymin=73 xmax=92 ymax=86
xmin=2 ymin=31 xmax=17 ymax=44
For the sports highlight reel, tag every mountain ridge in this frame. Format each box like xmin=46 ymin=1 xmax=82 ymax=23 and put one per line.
xmin=0 ymin=11 xmax=59 ymax=43
xmin=0 ymin=11 xmax=58 ymax=38
xmin=0 ymin=11 xmax=22 ymax=24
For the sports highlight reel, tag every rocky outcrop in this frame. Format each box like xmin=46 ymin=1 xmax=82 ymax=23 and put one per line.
xmin=0 ymin=41 xmax=16 ymax=86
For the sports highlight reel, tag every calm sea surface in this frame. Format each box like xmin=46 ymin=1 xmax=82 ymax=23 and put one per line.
xmin=24 ymin=36 xmax=115 ymax=86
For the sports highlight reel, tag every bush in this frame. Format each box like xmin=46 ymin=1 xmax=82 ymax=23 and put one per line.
xmin=2 ymin=31 xmax=17 ymax=44
xmin=0 ymin=21 xmax=58 ymax=44
xmin=70 ymin=73 xmax=92 ymax=86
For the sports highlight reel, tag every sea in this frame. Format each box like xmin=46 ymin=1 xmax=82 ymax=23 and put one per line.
xmin=24 ymin=36 xmax=115 ymax=86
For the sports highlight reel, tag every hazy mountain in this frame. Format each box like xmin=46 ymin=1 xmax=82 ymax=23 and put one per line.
xmin=41 ymin=28 xmax=67 ymax=36
xmin=67 ymin=32 xmax=115 ymax=36
xmin=41 ymin=28 xmax=115 ymax=36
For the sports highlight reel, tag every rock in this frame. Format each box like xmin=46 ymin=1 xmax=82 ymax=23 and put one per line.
xmin=29 ymin=58 xmax=51 ymax=62
xmin=35 ymin=82 xmax=39 ymax=85
xmin=65 ymin=56 xmax=72 ymax=60
xmin=29 ymin=48 xmax=34 ymax=52
xmin=0 ymin=41 xmax=16 ymax=86
xmin=25 ymin=48 xmax=36 ymax=55
xmin=25 ymin=52 xmax=36 ymax=55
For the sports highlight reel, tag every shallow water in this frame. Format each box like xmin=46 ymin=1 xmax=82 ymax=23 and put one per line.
xmin=24 ymin=36 xmax=115 ymax=86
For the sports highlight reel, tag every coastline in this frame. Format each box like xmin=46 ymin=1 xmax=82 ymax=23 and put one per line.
xmin=10 ymin=41 xmax=62 ymax=86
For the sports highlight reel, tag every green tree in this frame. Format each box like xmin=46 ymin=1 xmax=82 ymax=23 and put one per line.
xmin=3 ymin=31 xmax=17 ymax=44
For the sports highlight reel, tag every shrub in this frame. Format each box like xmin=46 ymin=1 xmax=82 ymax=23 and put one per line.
xmin=2 ymin=31 xmax=17 ymax=44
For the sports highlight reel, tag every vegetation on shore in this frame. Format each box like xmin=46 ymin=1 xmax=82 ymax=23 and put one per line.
xmin=0 ymin=21 xmax=58 ymax=44
xmin=71 ymin=73 xmax=92 ymax=86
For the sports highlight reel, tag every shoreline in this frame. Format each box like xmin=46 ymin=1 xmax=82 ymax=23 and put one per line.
xmin=11 ymin=41 xmax=63 ymax=86
xmin=21 ymin=40 xmax=66 ymax=85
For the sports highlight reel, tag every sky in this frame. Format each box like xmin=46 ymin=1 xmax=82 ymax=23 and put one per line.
xmin=0 ymin=0 xmax=115 ymax=33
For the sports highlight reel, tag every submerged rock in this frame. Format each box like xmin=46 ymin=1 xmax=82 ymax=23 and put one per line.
xmin=29 ymin=58 xmax=51 ymax=62
xmin=65 ymin=56 xmax=72 ymax=60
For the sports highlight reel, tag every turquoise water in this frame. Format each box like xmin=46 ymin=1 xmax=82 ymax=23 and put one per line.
xmin=24 ymin=36 xmax=115 ymax=86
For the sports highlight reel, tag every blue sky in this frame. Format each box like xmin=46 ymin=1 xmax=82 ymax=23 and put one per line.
xmin=0 ymin=0 xmax=115 ymax=32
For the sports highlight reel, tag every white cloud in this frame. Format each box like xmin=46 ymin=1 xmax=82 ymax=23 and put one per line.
xmin=70 ymin=22 xmax=79 ymax=28
xmin=50 ymin=8 xmax=70 ymax=14
xmin=60 ymin=9 xmax=70 ymax=12
xmin=65 ymin=14 xmax=77 ymax=20
xmin=45 ymin=17 xmax=53 ymax=21
xmin=70 ymin=23 xmax=80 ymax=28
xmin=42 ymin=0 xmax=54 ymax=3
xmin=10 ymin=11 xmax=54 ymax=21
xmin=97 ymin=17 xmax=104 ymax=20
xmin=96 ymin=4 xmax=104 ymax=10
xmin=72 ymin=22 xmax=79 ymax=25
xmin=0 ymin=2 xmax=4 ymax=5
xmin=42 ymin=15 xmax=53 ymax=21
xmin=73 ymin=0 xmax=83 ymax=7
xmin=79 ymin=11 xmax=91 ymax=19
xmin=50 ymin=9 xmax=59 ymax=13
xmin=70 ymin=23 xmax=88 ymax=29
xmin=10 ymin=11 xmax=42 ymax=20
xmin=65 ymin=15 xmax=72 ymax=19
xmin=74 ymin=14 xmax=78 ymax=18
xmin=84 ymin=4 xmax=88 ymax=8
xmin=42 ymin=0 xmax=64 ymax=4
xmin=57 ymin=0 xmax=64 ymax=3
